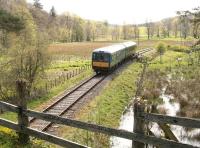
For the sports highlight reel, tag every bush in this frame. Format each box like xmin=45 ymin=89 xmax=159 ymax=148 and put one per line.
xmin=156 ymin=42 xmax=166 ymax=54
xmin=192 ymin=45 xmax=200 ymax=52
xmin=168 ymin=45 xmax=190 ymax=53
xmin=156 ymin=42 xmax=166 ymax=63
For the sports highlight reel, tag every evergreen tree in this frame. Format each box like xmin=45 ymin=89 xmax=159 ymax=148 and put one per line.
xmin=0 ymin=10 xmax=24 ymax=32
xmin=50 ymin=6 xmax=56 ymax=17
xmin=33 ymin=0 xmax=43 ymax=9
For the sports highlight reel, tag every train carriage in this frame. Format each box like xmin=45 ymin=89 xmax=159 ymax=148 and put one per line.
xmin=92 ymin=41 xmax=137 ymax=73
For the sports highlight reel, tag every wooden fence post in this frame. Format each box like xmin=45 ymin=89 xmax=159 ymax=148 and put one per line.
xmin=151 ymin=105 xmax=178 ymax=142
xmin=45 ymin=83 xmax=48 ymax=93
xmin=16 ymin=80 xmax=30 ymax=145
xmin=133 ymin=99 xmax=145 ymax=148
xmin=63 ymin=74 xmax=66 ymax=82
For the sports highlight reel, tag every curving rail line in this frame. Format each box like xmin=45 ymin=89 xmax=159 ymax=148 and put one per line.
xmin=29 ymin=48 xmax=154 ymax=132
xmin=30 ymin=74 xmax=107 ymax=131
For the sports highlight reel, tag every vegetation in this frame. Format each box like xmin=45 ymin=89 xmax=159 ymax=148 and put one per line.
xmin=59 ymin=62 xmax=143 ymax=147
xmin=0 ymin=0 xmax=199 ymax=147
xmin=141 ymin=46 xmax=200 ymax=119
xmin=0 ymin=126 xmax=49 ymax=148
xmin=156 ymin=42 xmax=166 ymax=63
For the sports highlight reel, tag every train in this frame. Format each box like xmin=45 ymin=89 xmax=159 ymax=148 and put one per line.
xmin=92 ymin=41 xmax=137 ymax=73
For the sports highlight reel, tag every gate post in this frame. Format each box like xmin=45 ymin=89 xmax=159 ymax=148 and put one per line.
xmin=16 ymin=80 xmax=30 ymax=145
xmin=132 ymin=99 xmax=145 ymax=148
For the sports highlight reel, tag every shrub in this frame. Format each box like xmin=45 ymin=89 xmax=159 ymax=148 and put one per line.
xmin=156 ymin=42 xmax=166 ymax=63
xmin=168 ymin=45 xmax=190 ymax=53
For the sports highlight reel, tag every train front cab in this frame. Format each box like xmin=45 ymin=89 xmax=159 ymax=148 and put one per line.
xmin=92 ymin=52 xmax=111 ymax=73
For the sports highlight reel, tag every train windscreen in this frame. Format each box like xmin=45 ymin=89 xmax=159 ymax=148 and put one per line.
xmin=92 ymin=53 xmax=109 ymax=62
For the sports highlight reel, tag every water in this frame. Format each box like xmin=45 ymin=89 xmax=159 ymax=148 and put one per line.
xmin=110 ymin=87 xmax=200 ymax=147
xmin=110 ymin=107 xmax=134 ymax=148
xmin=155 ymin=87 xmax=200 ymax=147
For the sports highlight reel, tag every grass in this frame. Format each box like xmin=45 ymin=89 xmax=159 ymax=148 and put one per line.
xmin=0 ymin=40 xmax=197 ymax=147
xmin=0 ymin=126 xmax=51 ymax=148
xmin=142 ymin=47 xmax=200 ymax=118
xmin=149 ymin=50 xmax=187 ymax=70
xmin=55 ymin=48 xmax=194 ymax=147
xmin=48 ymin=42 xmax=114 ymax=58
xmin=48 ymin=60 xmax=90 ymax=71
xmin=57 ymin=62 xmax=143 ymax=147
xmin=0 ymin=70 xmax=93 ymax=122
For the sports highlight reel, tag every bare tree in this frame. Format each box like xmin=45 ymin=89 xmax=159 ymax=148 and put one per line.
xmin=172 ymin=18 xmax=179 ymax=38
xmin=163 ymin=18 xmax=172 ymax=37
xmin=155 ymin=22 xmax=161 ymax=38
xmin=190 ymin=7 xmax=200 ymax=39
xmin=177 ymin=11 xmax=190 ymax=39
xmin=145 ymin=20 xmax=152 ymax=40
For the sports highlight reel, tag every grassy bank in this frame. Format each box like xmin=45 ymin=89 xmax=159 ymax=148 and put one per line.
xmin=58 ymin=49 xmax=191 ymax=147
xmin=0 ymin=69 xmax=93 ymax=122
xmin=0 ymin=69 xmax=93 ymax=148
xmin=56 ymin=62 xmax=143 ymax=147
xmin=0 ymin=126 xmax=50 ymax=148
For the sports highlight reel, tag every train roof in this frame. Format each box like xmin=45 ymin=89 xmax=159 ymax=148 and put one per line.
xmin=93 ymin=41 xmax=136 ymax=54
xmin=123 ymin=41 xmax=137 ymax=47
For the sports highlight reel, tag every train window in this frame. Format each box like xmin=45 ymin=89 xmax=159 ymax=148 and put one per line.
xmin=92 ymin=53 xmax=109 ymax=62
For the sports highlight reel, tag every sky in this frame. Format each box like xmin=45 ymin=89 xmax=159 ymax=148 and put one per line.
xmin=26 ymin=0 xmax=200 ymax=24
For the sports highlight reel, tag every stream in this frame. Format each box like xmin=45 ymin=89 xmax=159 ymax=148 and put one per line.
xmin=110 ymin=88 xmax=200 ymax=148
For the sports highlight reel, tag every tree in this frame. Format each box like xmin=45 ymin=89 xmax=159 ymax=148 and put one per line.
xmin=123 ymin=22 xmax=128 ymax=40
xmin=163 ymin=18 xmax=172 ymax=37
xmin=177 ymin=11 xmax=190 ymax=39
xmin=155 ymin=22 xmax=161 ymax=38
xmin=0 ymin=5 xmax=49 ymax=100
xmin=161 ymin=22 xmax=167 ymax=38
xmin=156 ymin=42 xmax=166 ymax=63
xmin=0 ymin=9 xmax=25 ymax=47
xmin=33 ymin=0 xmax=43 ymax=9
xmin=111 ymin=25 xmax=120 ymax=40
xmin=190 ymin=7 xmax=200 ymax=39
xmin=172 ymin=18 xmax=179 ymax=38
xmin=85 ymin=21 xmax=92 ymax=41
xmin=0 ymin=10 xmax=24 ymax=32
xmin=145 ymin=20 xmax=153 ymax=39
xmin=71 ymin=16 xmax=84 ymax=42
xmin=50 ymin=6 xmax=56 ymax=17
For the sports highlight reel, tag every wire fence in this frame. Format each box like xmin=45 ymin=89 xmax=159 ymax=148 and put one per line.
xmin=32 ymin=65 xmax=92 ymax=97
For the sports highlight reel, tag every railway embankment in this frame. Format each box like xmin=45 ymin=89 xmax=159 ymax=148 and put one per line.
xmin=59 ymin=48 xmax=200 ymax=147
xmin=59 ymin=61 xmax=143 ymax=147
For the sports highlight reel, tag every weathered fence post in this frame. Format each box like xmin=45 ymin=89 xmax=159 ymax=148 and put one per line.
xmin=132 ymin=99 xmax=145 ymax=148
xmin=16 ymin=80 xmax=30 ymax=145
xmin=45 ymin=83 xmax=48 ymax=93
xmin=55 ymin=79 xmax=57 ymax=86
xmin=63 ymin=74 xmax=66 ymax=82
xmin=151 ymin=105 xmax=178 ymax=142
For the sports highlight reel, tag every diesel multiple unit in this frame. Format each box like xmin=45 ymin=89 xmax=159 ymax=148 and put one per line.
xmin=92 ymin=41 xmax=137 ymax=73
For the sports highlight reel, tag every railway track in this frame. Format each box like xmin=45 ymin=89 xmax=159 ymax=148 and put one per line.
xmin=135 ymin=48 xmax=154 ymax=58
xmin=30 ymin=74 xmax=107 ymax=131
xmin=29 ymin=48 xmax=154 ymax=132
